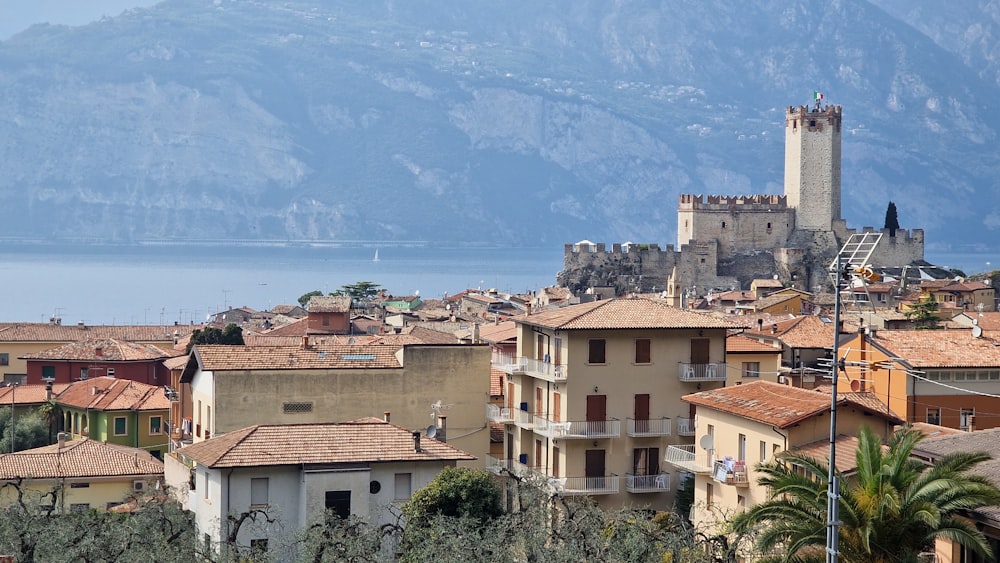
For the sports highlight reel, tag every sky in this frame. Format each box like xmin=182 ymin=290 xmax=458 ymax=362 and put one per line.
xmin=0 ymin=0 xmax=160 ymax=39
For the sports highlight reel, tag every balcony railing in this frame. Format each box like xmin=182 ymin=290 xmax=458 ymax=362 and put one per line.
xmin=533 ymin=416 xmax=621 ymax=439
xmin=549 ymin=475 xmax=620 ymax=495
xmin=678 ymin=362 xmax=727 ymax=382
xmin=511 ymin=408 xmax=536 ymax=429
xmin=625 ymin=472 xmax=670 ymax=493
xmin=486 ymin=403 xmax=514 ymax=423
xmin=713 ymin=460 xmax=749 ymax=487
xmin=500 ymin=356 xmax=567 ymax=382
xmin=627 ymin=417 xmax=671 ymax=437
xmin=665 ymin=445 xmax=713 ymax=474
xmin=485 ymin=455 xmax=537 ymax=479
xmin=676 ymin=417 xmax=696 ymax=436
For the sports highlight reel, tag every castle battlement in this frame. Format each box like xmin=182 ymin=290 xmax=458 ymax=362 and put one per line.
xmin=849 ymin=226 xmax=925 ymax=243
xmin=678 ymin=194 xmax=788 ymax=211
xmin=786 ymin=104 xmax=843 ymax=132
xmin=564 ymin=242 xmax=675 ymax=255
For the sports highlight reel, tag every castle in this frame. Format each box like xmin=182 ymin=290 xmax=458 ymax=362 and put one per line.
xmin=558 ymin=103 xmax=924 ymax=299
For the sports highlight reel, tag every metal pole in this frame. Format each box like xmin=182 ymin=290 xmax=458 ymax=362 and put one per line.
xmin=10 ymin=383 xmax=16 ymax=454
xmin=826 ymin=255 xmax=843 ymax=562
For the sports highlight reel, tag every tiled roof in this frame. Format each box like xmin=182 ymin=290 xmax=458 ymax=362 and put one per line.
xmin=478 ymin=321 xmax=518 ymax=344
xmin=270 ymin=304 xmax=305 ymax=316
xmin=0 ymin=438 xmax=163 ymax=479
xmin=810 ymin=386 xmax=901 ymax=421
xmin=307 ymin=296 xmax=352 ymax=313
xmin=540 ymin=286 xmax=572 ymax=300
xmin=751 ymin=279 xmax=784 ymax=288
xmin=913 ymin=428 xmax=1000 ymax=526
xmin=245 ymin=333 xmax=380 ymax=347
xmin=176 ymin=418 xmax=476 ymax=468
xmin=792 ymin=435 xmax=871 ymax=473
xmin=726 ymin=334 xmax=782 ymax=353
xmin=866 ymin=329 xmax=1000 ymax=368
xmin=754 ymin=293 xmax=799 ymax=311
xmin=744 ymin=315 xmax=834 ymax=349
xmin=940 ymin=281 xmax=992 ymax=292
xmin=56 ymin=377 xmax=169 ymax=411
xmin=163 ymin=355 xmax=190 ymax=371
xmin=518 ymin=297 xmax=735 ymax=330
xmin=907 ymin=422 xmax=965 ymax=439
xmin=955 ymin=312 xmax=1000 ymax=331
xmin=192 ymin=344 xmax=402 ymax=372
xmin=19 ymin=338 xmax=178 ymax=361
xmin=714 ymin=290 xmax=756 ymax=303
xmin=684 ymin=380 xmax=902 ymax=428
xmin=0 ymin=383 xmax=70 ymax=405
xmin=0 ymin=324 xmax=193 ymax=343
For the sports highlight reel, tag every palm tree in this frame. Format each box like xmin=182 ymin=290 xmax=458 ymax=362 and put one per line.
xmin=732 ymin=425 xmax=1000 ymax=563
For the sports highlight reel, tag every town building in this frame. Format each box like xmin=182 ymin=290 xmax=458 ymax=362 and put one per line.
xmin=491 ymin=297 xmax=735 ymax=510
xmin=165 ymin=418 xmax=474 ymax=557
xmin=0 ymin=436 xmax=163 ymax=513
xmin=19 ymin=338 xmax=179 ymax=385
xmin=305 ymin=296 xmax=352 ymax=335
xmin=178 ymin=343 xmax=490 ymax=462
xmin=675 ymin=381 xmax=901 ymax=536
xmin=723 ymin=334 xmax=782 ymax=385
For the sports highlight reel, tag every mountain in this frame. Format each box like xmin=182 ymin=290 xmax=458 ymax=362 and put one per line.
xmin=0 ymin=0 xmax=998 ymax=252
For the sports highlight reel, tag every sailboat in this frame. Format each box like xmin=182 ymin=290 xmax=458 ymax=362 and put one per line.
xmin=373 ymin=248 xmax=380 ymax=263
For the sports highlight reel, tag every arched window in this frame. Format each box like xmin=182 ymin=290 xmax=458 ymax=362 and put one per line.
xmin=721 ymin=221 xmax=727 ymax=229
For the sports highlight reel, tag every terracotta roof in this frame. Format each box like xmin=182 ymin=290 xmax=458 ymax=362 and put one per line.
xmin=792 ymin=435 xmax=884 ymax=473
xmin=913 ymin=428 xmax=1000 ymax=525
xmin=0 ymin=438 xmax=163 ymax=480
xmin=714 ymin=290 xmax=756 ymax=303
xmin=19 ymin=338 xmax=177 ymax=362
xmin=540 ymin=286 xmax=572 ymax=300
xmin=745 ymin=315 xmax=834 ymax=349
xmin=940 ymin=281 xmax=992 ymax=292
xmin=0 ymin=324 xmax=193 ymax=343
xmin=478 ymin=321 xmax=518 ymax=344
xmin=0 ymin=383 xmax=70 ymax=405
xmin=865 ymin=329 xmax=1000 ymax=368
xmin=162 ymin=355 xmax=190 ymax=370
xmin=752 ymin=279 xmax=784 ymax=288
xmin=191 ymin=344 xmax=402 ymax=372
xmin=518 ymin=297 xmax=735 ymax=331
xmin=270 ymin=304 xmax=305 ymax=316
xmin=955 ymin=312 xmax=1000 ymax=331
xmin=176 ymin=418 xmax=476 ymax=468
xmin=306 ymin=296 xmax=352 ymax=313
xmin=907 ymin=422 xmax=965 ymax=439
xmin=56 ymin=377 xmax=169 ymax=411
xmin=726 ymin=334 xmax=782 ymax=353
xmin=810 ymin=386 xmax=900 ymax=419
xmin=754 ymin=292 xmax=799 ymax=310
xmin=683 ymin=380 xmax=902 ymax=428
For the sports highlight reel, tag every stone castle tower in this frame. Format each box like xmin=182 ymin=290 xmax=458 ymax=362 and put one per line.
xmin=784 ymin=104 xmax=842 ymax=232
xmin=559 ymin=101 xmax=924 ymax=298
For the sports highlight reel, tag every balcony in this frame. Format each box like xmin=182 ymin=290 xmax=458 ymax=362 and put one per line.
xmin=676 ymin=417 xmax=696 ymax=436
xmin=533 ymin=416 xmax=621 ymax=440
xmin=486 ymin=403 xmax=514 ymax=423
xmin=511 ymin=408 xmax=536 ymax=430
xmin=678 ymin=362 xmax=727 ymax=382
xmin=501 ymin=356 xmax=567 ymax=383
xmin=665 ymin=445 xmax=713 ymax=474
xmin=549 ymin=475 xmax=620 ymax=496
xmin=485 ymin=455 xmax=537 ymax=479
xmin=713 ymin=460 xmax=749 ymax=487
xmin=627 ymin=417 xmax=671 ymax=437
xmin=625 ymin=472 xmax=670 ymax=493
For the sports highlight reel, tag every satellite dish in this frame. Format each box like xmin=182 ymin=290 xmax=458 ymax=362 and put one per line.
xmin=414 ymin=289 xmax=420 ymax=297
xmin=850 ymin=379 xmax=861 ymax=392
xmin=426 ymin=425 xmax=437 ymax=439
xmin=698 ymin=434 xmax=714 ymax=451
xmin=973 ymin=325 xmax=984 ymax=339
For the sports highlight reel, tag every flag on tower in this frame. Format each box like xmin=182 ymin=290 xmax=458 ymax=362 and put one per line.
xmin=814 ymin=91 xmax=825 ymax=101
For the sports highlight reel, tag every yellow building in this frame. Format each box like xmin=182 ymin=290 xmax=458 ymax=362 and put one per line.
xmin=492 ymin=297 xmax=734 ymax=510
xmin=676 ymin=381 xmax=902 ymax=540
xmin=723 ymin=333 xmax=783 ymax=385
xmin=0 ymin=437 xmax=163 ymax=513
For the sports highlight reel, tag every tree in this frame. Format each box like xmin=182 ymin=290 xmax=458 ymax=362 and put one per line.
xmin=186 ymin=323 xmax=244 ymax=353
xmin=338 ymin=281 xmax=382 ymax=302
xmin=732 ymin=425 xmax=1000 ymax=562
xmin=298 ymin=290 xmax=324 ymax=307
xmin=402 ymin=466 xmax=502 ymax=524
xmin=0 ymin=409 xmax=51 ymax=453
xmin=904 ymin=297 xmax=940 ymax=329
xmin=884 ymin=201 xmax=900 ymax=237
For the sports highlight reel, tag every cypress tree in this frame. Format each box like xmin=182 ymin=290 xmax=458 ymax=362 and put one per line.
xmin=884 ymin=201 xmax=900 ymax=236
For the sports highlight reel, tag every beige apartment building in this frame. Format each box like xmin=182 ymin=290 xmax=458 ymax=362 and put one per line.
xmin=675 ymin=381 xmax=902 ymax=539
xmin=491 ymin=297 xmax=734 ymax=510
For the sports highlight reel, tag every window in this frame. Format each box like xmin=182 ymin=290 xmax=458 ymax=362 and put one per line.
xmin=0 ymin=354 xmax=7 ymax=366
xmin=70 ymin=503 xmax=90 ymax=513
xmin=926 ymin=408 xmax=941 ymax=426
xmin=960 ymin=409 xmax=975 ymax=430
xmin=206 ymin=406 xmax=211 ymax=438
xmin=588 ymin=339 xmax=606 ymax=364
xmin=322 ymin=316 xmax=330 ymax=327
xmin=113 ymin=416 xmax=127 ymax=436
xmin=42 ymin=366 xmax=55 ymax=381
xmin=79 ymin=368 xmax=88 ymax=380
xmin=325 ymin=490 xmax=351 ymax=519
xmin=202 ymin=472 xmax=209 ymax=500
xmin=741 ymin=362 xmax=760 ymax=378
xmin=107 ymin=368 xmax=115 ymax=377
xmin=721 ymin=221 xmax=726 ymax=229
xmin=394 ymin=473 xmax=412 ymax=501
xmin=196 ymin=400 xmax=202 ymax=438
xmin=759 ymin=440 xmax=767 ymax=463
xmin=250 ymin=478 xmax=269 ymax=507
xmin=632 ymin=448 xmax=660 ymax=476
xmin=737 ymin=494 xmax=746 ymax=510
xmin=706 ymin=483 xmax=714 ymax=509
xmin=3 ymin=374 xmax=25 ymax=385
xmin=634 ymin=339 xmax=651 ymax=364
xmin=70 ymin=482 xmax=90 ymax=489
xmin=149 ymin=416 xmax=162 ymax=435
xmin=738 ymin=434 xmax=746 ymax=462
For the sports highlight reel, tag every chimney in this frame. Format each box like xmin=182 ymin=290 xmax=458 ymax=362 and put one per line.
xmin=57 ymin=432 xmax=67 ymax=449
xmin=77 ymin=321 xmax=86 ymax=330
xmin=436 ymin=416 xmax=447 ymax=442
xmin=301 ymin=335 xmax=309 ymax=349
xmin=91 ymin=386 xmax=98 ymax=396
xmin=771 ymin=323 xmax=777 ymax=334
xmin=383 ymin=411 xmax=390 ymax=423
xmin=525 ymin=303 xmax=532 ymax=316
xmin=412 ymin=431 xmax=422 ymax=453
xmin=756 ymin=318 xmax=763 ymax=332
xmin=45 ymin=381 xmax=53 ymax=401
xmin=473 ymin=323 xmax=480 ymax=344
xmin=95 ymin=347 xmax=103 ymax=357
xmin=968 ymin=415 xmax=976 ymax=433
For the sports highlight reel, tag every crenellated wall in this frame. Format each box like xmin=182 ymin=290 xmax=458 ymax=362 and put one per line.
xmin=678 ymin=194 xmax=794 ymax=255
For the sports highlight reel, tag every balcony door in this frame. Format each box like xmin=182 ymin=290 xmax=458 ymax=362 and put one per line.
xmin=585 ymin=449 xmax=605 ymax=490
xmin=587 ymin=394 xmax=606 ymax=434
xmin=634 ymin=394 xmax=650 ymax=433
xmin=553 ymin=392 xmax=561 ymax=422
xmin=690 ymin=338 xmax=710 ymax=365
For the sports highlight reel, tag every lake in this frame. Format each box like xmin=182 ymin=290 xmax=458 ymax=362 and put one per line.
xmin=0 ymin=244 xmax=565 ymax=325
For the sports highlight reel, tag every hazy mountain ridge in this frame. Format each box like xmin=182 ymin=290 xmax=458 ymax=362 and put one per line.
xmin=1 ymin=0 xmax=998 ymax=250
